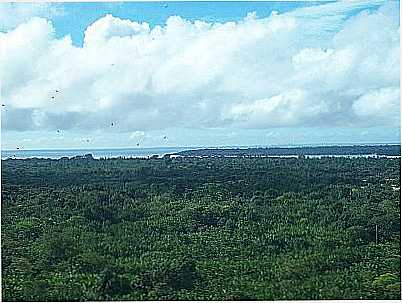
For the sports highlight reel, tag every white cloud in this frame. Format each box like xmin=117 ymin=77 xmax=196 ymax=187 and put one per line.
xmin=223 ymin=90 xmax=317 ymax=127
xmin=129 ymin=131 xmax=146 ymax=141
xmin=0 ymin=0 xmax=399 ymax=133
xmin=0 ymin=2 xmax=63 ymax=32
xmin=83 ymin=14 xmax=150 ymax=46
xmin=352 ymin=87 xmax=400 ymax=123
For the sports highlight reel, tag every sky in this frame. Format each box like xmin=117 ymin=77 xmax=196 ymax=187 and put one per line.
xmin=0 ymin=0 xmax=400 ymax=150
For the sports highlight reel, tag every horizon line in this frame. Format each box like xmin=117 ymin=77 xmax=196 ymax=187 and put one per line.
xmin=1 ymin=142 xmax=401 ymax=152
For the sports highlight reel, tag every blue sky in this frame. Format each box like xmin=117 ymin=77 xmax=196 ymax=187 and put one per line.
xmin=0 ymin=1 xmax=400 ymax=150
xmin=53 ymin=1 xmax=326 ymax=46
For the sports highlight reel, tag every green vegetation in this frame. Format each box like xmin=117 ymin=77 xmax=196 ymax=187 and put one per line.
xmin=1 ymin=156 xmax=401 ymax=301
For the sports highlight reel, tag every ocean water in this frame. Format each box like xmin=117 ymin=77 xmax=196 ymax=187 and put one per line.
xmin=1 ymin=147 xmax=191 ymax=160
xmin=1 ymin=146 xmax=400 ymax=160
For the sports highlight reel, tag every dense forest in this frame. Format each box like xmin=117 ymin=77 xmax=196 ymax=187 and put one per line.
xmin=174 ymin=144 xmax=401 ymax=157
xmin=1 ymin=155 xmax=401 ymax=301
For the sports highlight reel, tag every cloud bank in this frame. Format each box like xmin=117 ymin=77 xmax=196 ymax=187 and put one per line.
xmin=0 ymin=1 xmax=399 ymax=132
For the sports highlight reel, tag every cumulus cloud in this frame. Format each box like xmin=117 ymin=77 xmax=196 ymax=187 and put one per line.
xmin=352 ymin=87 xmax=400 ymax=123
xmin=0 ymin=2 xmax=63 ymax=31
xmin=0 ymin=0 xmax=399 ymax=132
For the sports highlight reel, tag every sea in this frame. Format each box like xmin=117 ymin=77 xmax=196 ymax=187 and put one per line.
xmin=1 ymin=144 xmax=400 ymax=160
xmin=0 ymin=147 xmax=191 ymax=160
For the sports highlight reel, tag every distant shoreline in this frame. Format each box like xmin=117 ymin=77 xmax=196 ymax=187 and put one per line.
xmin=1 ymin=142 xmax=400 ymax=152
xmin=172 ymin=144 xmax=401 ymax=158
xmin=1 ymin=144 xmax=400 ymax=160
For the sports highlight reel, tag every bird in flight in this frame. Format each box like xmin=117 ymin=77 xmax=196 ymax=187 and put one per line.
xmin=51 ymin=90 xmax=60 ymax=100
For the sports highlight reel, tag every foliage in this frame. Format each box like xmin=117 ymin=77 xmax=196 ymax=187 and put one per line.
xmin=1 ymin=156 xmax=400 ymax=300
